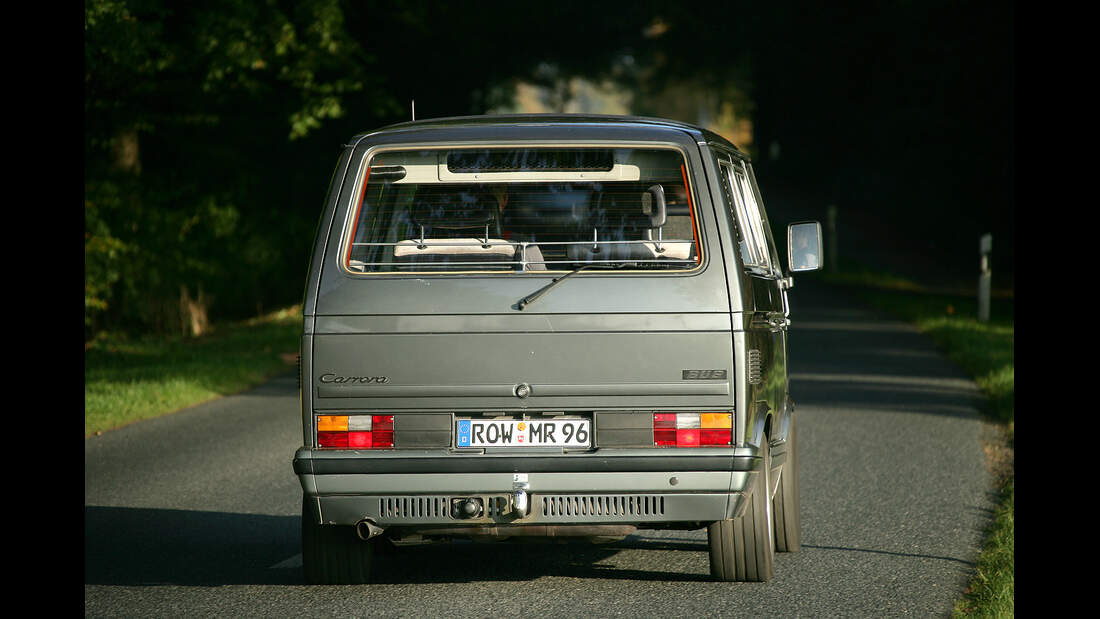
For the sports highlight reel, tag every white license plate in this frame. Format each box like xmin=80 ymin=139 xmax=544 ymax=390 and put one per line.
xmin=455 ymin=419 xmax=591 ymax=448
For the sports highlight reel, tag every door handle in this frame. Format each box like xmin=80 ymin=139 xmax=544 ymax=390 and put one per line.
xmin=751 ymin=312 xmax=789 ymax=331
xmin=766 ymin=312 xmax=790 ymax=330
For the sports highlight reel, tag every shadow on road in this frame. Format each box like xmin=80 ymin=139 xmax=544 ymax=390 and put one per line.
xmin=787 ymin=278 xmax=985 ymax=420
xmin=85 ymin=506 xmax=302 ymax=586
xmin=372 ymin=538 xmax=713 ymax=584
xmin=801 ymin=544 xmax=974 ymax=566
xmin=84 ymin=506 xmax=712 ymax=586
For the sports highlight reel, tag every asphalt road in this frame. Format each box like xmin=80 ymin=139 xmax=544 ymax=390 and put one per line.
xmin=84 ymin=278 xmax=996 ymax=617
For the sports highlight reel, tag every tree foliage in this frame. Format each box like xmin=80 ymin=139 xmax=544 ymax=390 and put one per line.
xmin=84 ymin=0 xmax=397 ymax=336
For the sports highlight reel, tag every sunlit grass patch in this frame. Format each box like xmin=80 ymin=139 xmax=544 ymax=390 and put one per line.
xmin=955 ymin=480 xmax=1014 ymax=617
xmin=85 ymin=306 xmax=302 ymax=436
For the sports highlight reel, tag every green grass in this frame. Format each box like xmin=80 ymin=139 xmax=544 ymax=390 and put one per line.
xmin=85 ymin=306 xmax=302 ymax=436
xmin=823 ymin=266 xmax=1014 ymax=617
xmin=956 ymin=479 xmax=1014 ymax=616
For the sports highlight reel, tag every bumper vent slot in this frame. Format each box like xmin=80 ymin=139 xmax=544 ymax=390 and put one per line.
xmin=540 ymin=494 xmax=666 ymax=520
xmin=486 ymin=496 xmax=508 ymax=518
xmin=378 ymin=496 xmax=451 ymax=520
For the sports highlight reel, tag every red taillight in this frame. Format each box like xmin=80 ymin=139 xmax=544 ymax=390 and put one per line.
xmin=653 ymin=413 xmax=677 ymax=445
xmin=677 ymin=428 xmax=700 ymax=446
xmin=316 ymin=415 xmax=394 ymax=449
xmin=653 ymin=413 xmax=731 ymax=447
xmin=348 ymin=431 xmax=372 ymax=449
xmin=701 ymin=429 xmax=730 ymax=445
xmin=371 ymin=415 xmax=394 ymax=448
xmin=318 ymin=431 xmax=348 ymax=449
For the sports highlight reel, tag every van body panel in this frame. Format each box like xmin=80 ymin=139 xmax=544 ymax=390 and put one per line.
xmin=696 ymin=145 xmax=755 ymax=445
xmin=312 ymin=328 xmax=733 ymax=410
xmin=303 ymin=146 xmax=355 ymax=319
xmin=313 ymin=312 xmax=732 ymax=334
xmin=702 ymin=143 xmax=793 ymax=449
xmin=313 ymin=272 xmax=731 ymax=316
xmin=312 ymin=312 xmax=734 ymax=411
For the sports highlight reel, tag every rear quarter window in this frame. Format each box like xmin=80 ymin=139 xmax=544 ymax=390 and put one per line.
xmin=716 ymin=153 xmax=772 ymax=275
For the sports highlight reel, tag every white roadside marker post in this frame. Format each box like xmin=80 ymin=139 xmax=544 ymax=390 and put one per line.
xmin=978 ymin=233 xmax=992 ymax=322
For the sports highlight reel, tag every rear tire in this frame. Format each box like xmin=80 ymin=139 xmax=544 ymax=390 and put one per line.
xmin=302 ymin=497 xmax=377 ymax=584
xmin=773 ymin=415 xmax=802 ymax=552
xmin=708 ymin=436 xmax=775 ymax=582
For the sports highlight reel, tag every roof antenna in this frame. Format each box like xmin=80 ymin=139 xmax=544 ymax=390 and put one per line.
xmin=411 ymin=99 xmax=416 ymax=121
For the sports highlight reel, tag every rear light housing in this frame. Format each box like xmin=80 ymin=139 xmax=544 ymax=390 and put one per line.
xmin=316 ymin=414 xmax=394 ymax=449
xmin=653 ymin=412 xmax=731 ymax=447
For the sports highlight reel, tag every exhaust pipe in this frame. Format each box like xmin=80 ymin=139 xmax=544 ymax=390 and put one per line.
xmin=355 ymin=519 xmax=385 ymax=540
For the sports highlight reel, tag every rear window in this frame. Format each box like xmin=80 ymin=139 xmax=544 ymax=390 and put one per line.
xmin=342 ymin=146 xmax=702 ymax=273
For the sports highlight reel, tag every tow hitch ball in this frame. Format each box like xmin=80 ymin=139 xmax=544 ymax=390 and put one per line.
xmin=451 ymin=497 xmax=483 ymax=519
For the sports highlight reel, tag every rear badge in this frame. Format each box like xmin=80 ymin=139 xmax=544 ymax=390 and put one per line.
xmin=682 ymin=370 xmax=727 ymax=380
xmin=318 ymin=373 xmax=390 ymax=384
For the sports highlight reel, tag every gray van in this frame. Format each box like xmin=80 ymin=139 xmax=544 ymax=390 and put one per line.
xmin=293 ymin=114 xmax=823 ymax=584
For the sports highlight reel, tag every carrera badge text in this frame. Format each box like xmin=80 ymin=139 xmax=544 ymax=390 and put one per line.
xmin=319 ymin=373 xmax=390 ymax=384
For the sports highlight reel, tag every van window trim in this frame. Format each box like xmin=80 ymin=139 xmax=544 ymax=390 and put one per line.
xmin=732 ymin=161 xmax=775 ymax=274
xmin=714 ymin=152 xmax=772 ymax=276
xmin=743 ymin=161 xmax=786 ymax=280
xmin=335 ymin=140 xmax=708 ymax=277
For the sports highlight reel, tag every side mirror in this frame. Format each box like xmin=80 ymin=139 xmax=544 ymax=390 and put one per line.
xmin=787 ymin=221 xmax=823 ymax=272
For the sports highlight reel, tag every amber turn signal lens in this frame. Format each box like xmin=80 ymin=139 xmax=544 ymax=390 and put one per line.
xmin=701 ymin=413 xmax=731 ymax=429
xmin=317 ymin=415 xmax=348 ymax=431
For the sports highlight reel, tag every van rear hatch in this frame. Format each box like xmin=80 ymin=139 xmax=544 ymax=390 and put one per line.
xmin=309 ymin=143 xmax=734 ymax=444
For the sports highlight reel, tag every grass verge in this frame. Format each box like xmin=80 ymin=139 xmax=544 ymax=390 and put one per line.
xmin=823 ymin=268 xmax=1013 ymax=617
xmin=85 ymin=306 xmax=302 ymax=437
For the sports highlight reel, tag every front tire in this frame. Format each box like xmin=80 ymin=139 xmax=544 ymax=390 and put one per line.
xmin=302 ymin=497 xmax=377 ymax=584
xmin=708 ymin=436 xmax=776 ymax=582
xmin=773 ymin=415 xmax=802 ymax=552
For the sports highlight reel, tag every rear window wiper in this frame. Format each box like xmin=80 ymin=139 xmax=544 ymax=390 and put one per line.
xmin=516 ymin=263 xmax=629 ymax=310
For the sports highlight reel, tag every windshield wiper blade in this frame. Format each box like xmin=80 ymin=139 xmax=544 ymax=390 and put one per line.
xmin=516 ymin=263 xmax=628 ymax=310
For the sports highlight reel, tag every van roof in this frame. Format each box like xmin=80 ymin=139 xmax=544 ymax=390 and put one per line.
xmin=350 ymin=114 xmax=746 ymax=156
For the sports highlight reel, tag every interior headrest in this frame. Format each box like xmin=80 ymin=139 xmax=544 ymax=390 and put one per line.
xmin=641 ymin=184 xmax=667 ymax=228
